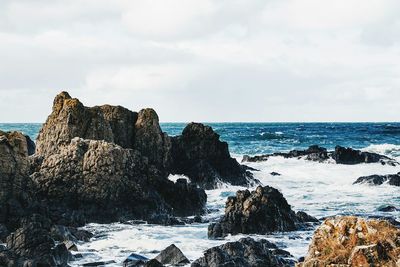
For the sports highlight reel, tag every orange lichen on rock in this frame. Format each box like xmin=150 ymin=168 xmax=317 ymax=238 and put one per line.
xmin=297 ymin=216 xmax=400 ymax=267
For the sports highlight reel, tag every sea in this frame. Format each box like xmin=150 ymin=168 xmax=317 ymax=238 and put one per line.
xmin=1 ymin=122 xmax=400 ymax=265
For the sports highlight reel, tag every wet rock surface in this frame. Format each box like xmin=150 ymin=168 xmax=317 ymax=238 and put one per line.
xmin=208 ymin=186 xmax=318 ymax=238
xmin=154 ymin=244 xmax=189 ymax=266
xmin=297 ymin=216 xmax=400 ymax=267
xmin=192 ymin=237 xmax=293 ymax=267
xmin=354 ymin=172 xmax=400 ymax=186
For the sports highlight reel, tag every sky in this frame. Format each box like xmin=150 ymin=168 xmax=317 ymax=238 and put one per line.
xmin=0 ymin=0 xmax=399 ymax=122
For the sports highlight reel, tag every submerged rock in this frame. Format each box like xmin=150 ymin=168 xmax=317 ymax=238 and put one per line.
xmin=208 ymin=186 xmax=318 ymax=238
xmin=170 ymin=122 xmax=257 ymax=189
xmin=154 ymin=244 xmax=189 ymax=266
xmin=297 ymin=216 xmax=400 ymax=267
xmin=377 ymin=205 xmax=399 ymax=212
xmin=354 ymin=173 xmax=400 ymax=186
xmin=192 ymin=237 xmax=293 ymax=267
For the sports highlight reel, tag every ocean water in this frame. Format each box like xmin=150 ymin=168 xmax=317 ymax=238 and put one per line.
xmin=1 ymin=122 xmax=400 ymax=265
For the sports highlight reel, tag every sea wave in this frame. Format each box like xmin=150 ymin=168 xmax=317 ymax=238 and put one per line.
xmin=361 ymin=143 xmax=400 ymax=158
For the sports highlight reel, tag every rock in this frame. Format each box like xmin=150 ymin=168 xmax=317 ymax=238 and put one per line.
xmin=145 ymin=259 xmax=164 ymax=267
xmin=25 ymin=135 xmax=36 ymax=156
xmin=191 ymin=237 xmax=292 ymax=267
xmin=296 ymin=211 xmax=319 ymax=223
xmin=377 ymin=205 xmax=399 ymax=212
xmin=64 ymin=240 xmax=78 ymax=251
xmin=83 ymin=260 xmax=116 ymax=266
xmin=51 ymin=225 xmax=93 ymax=242
xmin=0 ymin=130 xmax=31 ymax=230
xmin=332 ymin=146 xmax=397 ymax=165
xmin=31 ymin=137 xmax=206 ymax=224
xmin=123 ymin=253 xmax=149 ymax=267
xmin=35 ymin=91 xmax=138 ymax=157
xmin=353 ymin=173 xmax=400 ymax=186
xmin=270 ymin=172 xmax=281 ymax=176
xmin=0 ymin=224 xmax=8 ymax=242
xmin=170 ymin=122 xmax=257 ymax=189
xmin=242 ymin=145 xmax=399 ymax=166
xmin=6 ymin=217 xmax=70 ymax=266
xmin=208 ymin=186 xmax=317 ymax=238
xmin=155 ymin=244 xmax=190 ymax=265
xmin=297 ymin=216 xmax=400 ymax=267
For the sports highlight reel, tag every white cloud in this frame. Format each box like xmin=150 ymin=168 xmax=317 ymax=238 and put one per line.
xmin=0 ymin=0 xmax=399 ymax=122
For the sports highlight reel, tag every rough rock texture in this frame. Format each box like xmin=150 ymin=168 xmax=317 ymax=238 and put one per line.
xmin=191 ymin=237 xmax=293 ymax=267
xmin=208 ymin=186 xmax=318 ymax=238
xmin=154 ymin=244 xmax=189 ymax=265
xmin=170 ymin=123 xmax=256 ymax=189
xmin=35 ymin=91 xmax=138 ymax=156
xmin=354 ymin=173 xmax=400 ymax=186
xmin=31 ymin=137 xmax=206 ymax=224
xmin=242 ymin=145 xmax=398 ymax=166
xmin=2 ymin=215 xmax=70 ymax=267
xmin=297 ymin=216 xmax=400 ymax=267
xmin=0 ymin=130 xmax=32 ymax=230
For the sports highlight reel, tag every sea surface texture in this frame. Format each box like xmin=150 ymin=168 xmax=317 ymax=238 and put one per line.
xmin=2 ymin=122 xmax=400 ymax=265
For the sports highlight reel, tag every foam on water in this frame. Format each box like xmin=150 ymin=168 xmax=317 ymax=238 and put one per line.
xmin=70 ymin=146 xmax=400 ymax=266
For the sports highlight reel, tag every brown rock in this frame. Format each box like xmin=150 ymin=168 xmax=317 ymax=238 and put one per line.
xmin=297 ymin=216 xmax=400 ymax=267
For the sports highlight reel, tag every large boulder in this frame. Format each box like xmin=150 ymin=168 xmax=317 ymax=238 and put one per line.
xmin=0 ymin=131 xmax=32 ymax=229
xmin=170 ymin=123 xmax=256 ymax=189
xmin=192 ymin=237 xmax=293 ymax=267
xmin=354 ymin=173 xmax=400 ymax=186
xmin=31 ymin=137 xmax=206 ymax=224
xmin=208 ymin=186 xmax=318 ymax=238
xmin=297 ymin=216 xmax=400 ymax=267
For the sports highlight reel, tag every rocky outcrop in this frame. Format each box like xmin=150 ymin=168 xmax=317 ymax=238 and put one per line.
xmin=31 ymin=137 xmax=206 ymax=224
xmin=297 ymin=216 xmax=400 ymax=267
xmin=170 ymin=123 xmax=256 ymax=189
xmin=354 ymin=173 xmax=400 ymax=186
xmin=0 ymin=131 xmax=32 ymax=230
xmin=242 ymin=145 xmax=398 ymax=166
xmin=154 ymin=244 xmax=189 ymax=266
xmin=35 ymin=92 xmax=138 ymax=157
xmin=208 ymin=186 xmax=318 ymax=238
xmin=192 ymin=237 xmax=293 ymax=267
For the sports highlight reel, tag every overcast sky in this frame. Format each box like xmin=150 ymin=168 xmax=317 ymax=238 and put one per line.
xmin=1 ymin=0 xmax=399 ymax=122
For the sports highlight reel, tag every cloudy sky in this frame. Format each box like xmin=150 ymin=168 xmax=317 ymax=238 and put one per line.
xmin=1 ymin=0 xmax=399 ymax=122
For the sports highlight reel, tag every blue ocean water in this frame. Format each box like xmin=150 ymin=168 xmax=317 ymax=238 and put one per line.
xmin=3 ymin=122 xmax=399 ymax=155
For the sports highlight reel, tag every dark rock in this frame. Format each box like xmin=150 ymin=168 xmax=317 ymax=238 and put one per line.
xmin=0 ymin=224 xmax=8 ymax=242
xmin=155 ymin=244 xmax=190 ymax=265
xmin=123 ymin=253 xmax=149 ymax=267
xmin=242 ymin=154 xmax=269 ymax=162
xmin=296 ymin=211 xmax=319 ymax=223
xmin=377 ymin=205 xmax=399 ymax=212
xmin=191 ymin=237 xmax=292 ymax=267
xmin=145 ymin=259 xmax=164 ymax=267
xmin=353 ymin=173 xmax=400 ymax=186
xmin=208 ymin=186 xmax=317 ymax=238
xmin=24 ymin=135 xmax=36 ymax=156
xmin=333 ymin=146 xmax=396 ymax=165
xmin=64 ymin=240 xmax=78 ymax=251
xmin=170 ymin=122 xmax=258 ymax=189
xmin=270 ymin=172 xmax=281 ymax=176
xmin=83 ymin=260 xmax=116 ymax=266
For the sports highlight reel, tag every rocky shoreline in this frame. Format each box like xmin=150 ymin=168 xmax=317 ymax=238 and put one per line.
xmin=1 ymin=92 xmax=399 ymax=267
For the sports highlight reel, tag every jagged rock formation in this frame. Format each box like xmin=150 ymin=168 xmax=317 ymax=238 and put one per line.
xmin=297 ymin=216 xmax=400 ymax=267
xmin=0 ymin=131 xmax=32 ymax=230
xmin=192 ymin=237 xmax=293 ymax=267
xmin=208 ymin=186 xmax=318 ymax=238
xmin=170 ymin=123 xmax=256 ymax=189
xmin=154 ymin=244 xmax=189 ymax=266
xmin=242 ymin=145 xmax=397 ymax=166
xmin=354 ymin=173 xmax=400 ymax=186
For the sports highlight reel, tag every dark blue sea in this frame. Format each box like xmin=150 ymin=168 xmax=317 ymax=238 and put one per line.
xmin=2 ymin=122 xmax=400 ymax=156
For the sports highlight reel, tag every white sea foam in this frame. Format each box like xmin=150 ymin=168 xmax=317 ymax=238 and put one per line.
xmin=361 ymin=143 xmax=400 ymax=159
xmin=70 ymin=156 xmax=400 ymax=266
